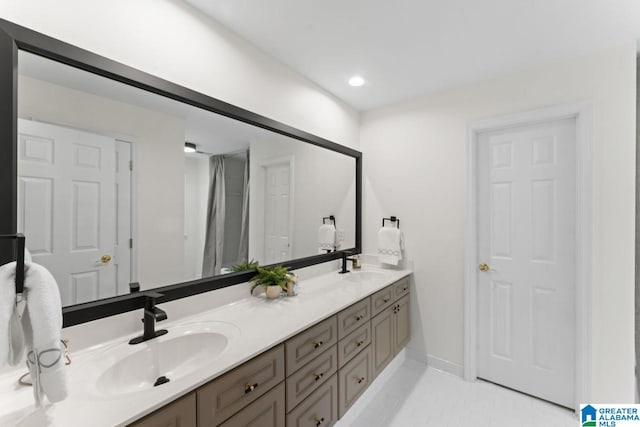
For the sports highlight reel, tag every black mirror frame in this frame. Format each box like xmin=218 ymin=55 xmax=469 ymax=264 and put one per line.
xmin=0 ymin=19 xmax=362 ymax=327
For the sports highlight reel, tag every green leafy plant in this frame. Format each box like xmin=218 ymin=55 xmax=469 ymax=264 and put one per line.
xmin=230 ymin=259 xmax=259 ymax=273
xmin=250 ymin=265 xmax=291 ymax=295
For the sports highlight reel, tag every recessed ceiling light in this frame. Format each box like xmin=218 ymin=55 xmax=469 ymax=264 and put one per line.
xmin=348 ymin=75 xmax=365 ymax=87
xmin=184 ymin=142 xmax=197 ymax=153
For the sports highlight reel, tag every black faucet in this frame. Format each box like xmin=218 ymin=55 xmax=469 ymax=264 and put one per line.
xmin=340 ymin=251 xmax=358 ymax=274
xmin=129 ymin=292 xmax=168 ymax=345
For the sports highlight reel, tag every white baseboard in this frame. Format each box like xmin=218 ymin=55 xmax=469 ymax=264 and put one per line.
xmin=425 ymin=354 xmax=464 ymax=377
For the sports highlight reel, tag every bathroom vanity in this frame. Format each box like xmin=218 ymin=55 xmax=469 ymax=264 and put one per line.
xmin=0 ymin=266 xmax=411 ymax=426
xmin=131 ymin=273 xmax=411 ymax=427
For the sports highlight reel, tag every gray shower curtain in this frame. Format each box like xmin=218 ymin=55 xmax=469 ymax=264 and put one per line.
xmin=238 ymin=151 xmax=250 ymax=263
xmin=202 ymin=156 xmax=225 ymax=276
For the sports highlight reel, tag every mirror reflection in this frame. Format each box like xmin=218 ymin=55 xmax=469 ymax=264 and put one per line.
xmin=16 ymin=51 xmax=356 ymax=306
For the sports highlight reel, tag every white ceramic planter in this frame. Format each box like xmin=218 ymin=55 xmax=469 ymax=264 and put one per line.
xmin=265 ymin=286 xmax=282 ymax=299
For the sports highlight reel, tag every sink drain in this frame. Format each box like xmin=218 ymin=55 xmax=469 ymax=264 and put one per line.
xmin=154 ymin=376 xmax=170 ymax=387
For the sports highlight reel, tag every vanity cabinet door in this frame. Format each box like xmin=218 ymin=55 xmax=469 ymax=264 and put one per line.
xmin=218 ymin=382 xmax=285 ymax=427
xmin=370 ymin=286 xmax=394 ymax=317
xmin=337 ymin=322 xmax=370 ymax=368
xmin=338 ymin=345 xmax=372 ymax=418
xmin=286 ymin=346 xmax=338 ymax=411
xmin=371 ymin=306 xmax=394 ymax=379
xmin=337 ymin=298 xmax=370 ymax=339
xmin=286 ymin=316 xmax=338 ymax=375
xmin=128 ymin=392 xmax=196 ymax=427
xmin=394 ymin=295 xmax=410 ymax=354
xmin=286 ymin=374 xmax=338 ymax=427
xmin=197 ymin=344 xmax=285 ymax=426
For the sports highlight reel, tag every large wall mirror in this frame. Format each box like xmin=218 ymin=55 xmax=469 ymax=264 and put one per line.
xmin=0 ymin=19 xmax=361 ymax=325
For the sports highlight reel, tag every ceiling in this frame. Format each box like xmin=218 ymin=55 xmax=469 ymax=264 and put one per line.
xmin=19 ymin=51 xmax=265 ymax=155
xmin=184 ymin=0 xmax=640 ymax=111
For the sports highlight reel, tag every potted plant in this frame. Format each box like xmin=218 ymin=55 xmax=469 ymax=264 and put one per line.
xmin=250 ymin=265 xmax=290 ymax=299
xmin=230 ymin=259 xmax=259 ymax=273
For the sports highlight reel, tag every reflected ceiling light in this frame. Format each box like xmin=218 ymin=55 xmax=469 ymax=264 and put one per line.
xmin=348 ymin=75 xmax=365 ymax=87
xmin=184 ymin=142 xmax=197 ymax=153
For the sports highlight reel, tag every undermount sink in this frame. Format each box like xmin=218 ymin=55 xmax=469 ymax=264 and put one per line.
xmin=73 ymin=321 xmax=239 ymax=398
xmin=342 ymin=270 xmax=390 ymax=283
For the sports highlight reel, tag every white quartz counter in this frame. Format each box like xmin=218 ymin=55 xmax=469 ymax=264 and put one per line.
xmin=0 ymin=265 xmax=411 ymax=427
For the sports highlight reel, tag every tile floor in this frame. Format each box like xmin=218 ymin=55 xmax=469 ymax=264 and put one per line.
xmin=336 ymin=358 xmax=577 ymax=427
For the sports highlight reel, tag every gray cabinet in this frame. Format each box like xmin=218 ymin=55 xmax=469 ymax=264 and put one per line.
xmin=371 ymin=304 xmax=394 ymax=378
xmin=394 ymin=295 xmax=410 ymax=353
xmin=337 ymin=298 xmax=370 ymax=339
xmin=371 ymin=286 xmax=394 ymax=317
xmin=197 ymin=344 xmax=285 ymax=426
xmin=338 ymin=345 xmax=372 ymax=418
xmin=218 ymin=382 xmax=286 ymax=427
xmin=286 ymin=316 xmax=338 ymax=375
xmin=286 ymin=375 xmax=339 ymax=427
xmin=128 ymin=393 xmax=196 ymax=427
xmin=286 ymin=346 xmax=338 ymax=410
xmin=372 ymin=283 xmax=411 ymax=379
xmin=337 ymin=322 xmax=371 ymax=368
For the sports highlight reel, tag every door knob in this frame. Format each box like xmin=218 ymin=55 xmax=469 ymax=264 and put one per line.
xmin=100 ymin=254 xmax=112 ymax=264
xmin=479 ymin=263 xmax=490 ymax=272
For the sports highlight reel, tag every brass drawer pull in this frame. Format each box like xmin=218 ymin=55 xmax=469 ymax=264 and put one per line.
xmin=313 ymin=372 xmax=324 ymax=381
xmin=356 ymin=340 xmax=364 ymax=347
xmin=356 ymin=377 xmax=365 ymax=384
xmin=244 ymin=383 xmax=258 ymax=394
xmin=313 ymin=341 xmax=324 ymax=349
xmin=383 ymin=298 xmax=389 ymax=303
xmin=314 ymin=417 xmax=325 ymax=426
xmin=402 ymin=287 xmax=408 ymax=291
xmin=355 ymin=315 xmax=364 ymax=321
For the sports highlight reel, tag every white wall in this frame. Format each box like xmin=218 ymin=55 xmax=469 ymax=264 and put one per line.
xmin=249 ymin=136 xmax=356 ymax=263
xmin=183 ymin=155 xmax=209 ymax=280
xmin=361 ymin=44 xmax=636 ymax=402
xmin=0 ymin=0 xmax=359 ymax=150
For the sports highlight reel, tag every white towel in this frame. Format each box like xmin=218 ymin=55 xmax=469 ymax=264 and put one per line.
xmin=0 ymin=248 xmax=32 ymax=368
xmin=20 ymin=262 xmax=68 ymax=406
xmin=377 ymin=226 xmax=404 ymax=266
xmin=318 ymin=224 xmax=336 ymax=252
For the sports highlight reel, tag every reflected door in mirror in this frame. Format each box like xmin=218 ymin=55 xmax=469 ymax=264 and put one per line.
xmin=17 ymin=119 xmax=132 ymax=305
xmin=264 ymin=161 xmax=292 ymax=264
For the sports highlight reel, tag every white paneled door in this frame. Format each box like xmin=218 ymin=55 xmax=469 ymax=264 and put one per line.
xmin=476 ymin=118 xmax=576 ymax=408
xmin=17 ymin=119 xmax=129 ymax=306
xmin=264 ymin=162 xmax=292 ymax=264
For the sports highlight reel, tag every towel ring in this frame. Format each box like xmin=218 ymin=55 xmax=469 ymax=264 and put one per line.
xmin=382 ymin=216 xmax=400 ymax=228
xmin=322 ymin=215 xmax=336 ymax=226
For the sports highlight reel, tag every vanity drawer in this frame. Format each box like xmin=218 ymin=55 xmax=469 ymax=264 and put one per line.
xmin=129 ymin=392 xmax=196 ymax=427
xmin=286 ymin=346 xmax=338 ymax=411
xmin=217 ymin=382 xmax=285 ymax=427
xmin=393 ymin=277 xmax=410 ymax=300
xmin=286 ymin=374 xmax=338 ymax=427
xmin=337 ymin=322 xmax=371 ymax=368
xmin=286 ymin=316 xmax=338 ymax=375
xmin=371 ymin=285 xmax=394 ymax=317
xmin=197 ymin=344 xmax=285 ymax=426
xmin=337 ymin=298 xmax=370 ymax=339
xmin=338 ymin=345 xmax=372 ymax=418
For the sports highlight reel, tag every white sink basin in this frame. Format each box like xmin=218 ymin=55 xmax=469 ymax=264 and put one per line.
xmin=342 ymin=270 xmax=390 ymax=283
xmin=73 ymin=321 xmax=239 ymax=398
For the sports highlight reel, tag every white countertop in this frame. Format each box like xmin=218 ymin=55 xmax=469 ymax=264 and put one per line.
xmin=0 ymin=264 xmax=411 ymax=427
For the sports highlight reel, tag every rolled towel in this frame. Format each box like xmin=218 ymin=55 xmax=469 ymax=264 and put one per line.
xmin=21 ymin=262 xmax=68 ymax=406
xmin=318 ymin=224 xmax=336 ymax=252
xmin=0 ymin=247 xmax=32 ymax=368
xmin=377 ymin=226 xmax=405 ymax=266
